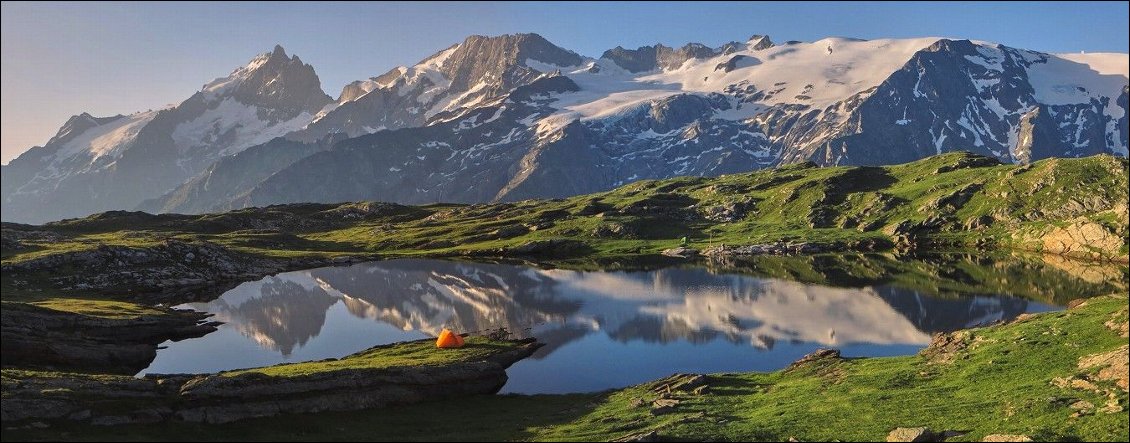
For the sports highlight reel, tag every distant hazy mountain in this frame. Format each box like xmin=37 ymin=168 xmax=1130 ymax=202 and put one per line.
xmin=2 ymin=45 xmax=331 ymax=223
xmin=3 ymin=33 xmax=1126 ymax=223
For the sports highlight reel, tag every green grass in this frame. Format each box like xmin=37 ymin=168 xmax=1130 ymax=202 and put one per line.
xmin=6 ymin=295 xmax=1126 ymax=442
xmin=224 ymin=337 xmax=525 ymax=378
xmin=26 ymin=298 xmax=166 ymax=319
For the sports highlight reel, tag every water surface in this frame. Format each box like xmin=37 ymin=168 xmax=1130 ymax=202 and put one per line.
xmin=142 ymin=256 xmax=1087 ymax=393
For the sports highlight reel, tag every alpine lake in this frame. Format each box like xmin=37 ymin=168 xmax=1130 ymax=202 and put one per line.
xmin=138 ymin=253 xmax=1125 ymax=394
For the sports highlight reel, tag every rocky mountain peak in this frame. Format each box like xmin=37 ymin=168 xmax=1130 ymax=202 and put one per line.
xmin=748 ymin=35 xmax=774 ymax=50
xmin=601 ymin=42 xmax=721 ymax=72
xmin=457 ymin=33 xmax=580 ymax=64
xmin=600 ymin=45 xmax=658 ymax=73
xmin=337 ymin=80 xmax=374 ymax=104
xmin=924 ymin=38 xmax=978 ymax=55
xmin=435 ymin=33 xmax=584 ymax=91
xmin=335 ymin=66 xmax=406 ymax=103
xmin=658 ymin=43 xmax=717 ymax=70
xmin=45 ymin=112 xmax=127 ymax=147
xmin=201 ymin=45 xmax=332 ymax=115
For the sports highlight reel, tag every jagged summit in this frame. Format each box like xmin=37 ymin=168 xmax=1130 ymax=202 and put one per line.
xmin=600 ymin=41 xmax=738 ymax=72
xmin=294 ymin=32 xmax=585 ymax=142
xmin=199 ymin=45 xmax=331 ymax=114
xmin=748 ymin=35 xmax=774 ymax=50
xmin=438 ymin=33 xmax=584 ymax=89
xmin=46 ymin=113 xmax=127 ymax=147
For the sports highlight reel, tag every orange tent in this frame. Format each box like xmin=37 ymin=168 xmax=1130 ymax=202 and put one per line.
xmin=436 ymin=328 xmax=465 ymax=348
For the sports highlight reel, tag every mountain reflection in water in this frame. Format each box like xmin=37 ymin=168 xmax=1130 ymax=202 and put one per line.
xmin=142 ymin=256 xmax=1096 ymax=393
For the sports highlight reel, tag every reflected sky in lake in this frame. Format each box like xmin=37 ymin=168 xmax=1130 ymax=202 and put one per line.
xmin=142 ymin=258 xmax=1060 ymax=393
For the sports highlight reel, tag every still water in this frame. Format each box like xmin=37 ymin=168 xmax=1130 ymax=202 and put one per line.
xmin=141 ymin=257 xmax=1064 ymax=393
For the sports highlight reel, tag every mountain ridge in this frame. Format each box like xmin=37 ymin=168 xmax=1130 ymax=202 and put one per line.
xmin=4 ymin=33 xmax=1127 ymax=223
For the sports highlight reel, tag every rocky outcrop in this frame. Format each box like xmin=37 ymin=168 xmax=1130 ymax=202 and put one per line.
xmin=887 ymin=427 xmax=943 ymax=442
xmin=1011 ymin=212 xmax=1129 ymax=263
xmin=981 ymin=435 xmax=1033 ymax=442
xmin=661 ymin=247 xmax=699 ymax=258
xmin=0 ymin=238 xmax=367 ymax=298
xmin=176 ymin=339 xmax=540 ymax=423
xmin=1037 ymin=219 xmax=1127 ymax=262
xmin=920 ymin=330 xmax=972 ymax=365
xmin=1077 ymin=344 xmax=1129 ymax=393
xmin=0 ymin=227 xmax=62 ymax=250
xmin=0 ymin=303 xmax=216 ymax=374
xmin=498 ymin=239 xmax=588 ymax=257
xmin=601 ymin=42 xmax=720 ymax=72
xmin=786 ymin=348 xmax=843 ymax=371
xmin=703 ymin=238 xmax=893 ymax=257
xmin=0 ymin=338 xmax=541 ymax=425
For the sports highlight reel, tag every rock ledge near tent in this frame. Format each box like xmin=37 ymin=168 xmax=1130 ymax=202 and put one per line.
xmin=1 ymin=336 xmax=542 ymax=426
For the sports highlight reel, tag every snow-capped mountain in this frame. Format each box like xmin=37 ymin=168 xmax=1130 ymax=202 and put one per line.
xmin=293 ymin=33 xmax=584 ymax=142
xmin=2 ymin=45 xmax=331 ymax=223
xmin=4 ymin=34 xmax=1127 ymax=222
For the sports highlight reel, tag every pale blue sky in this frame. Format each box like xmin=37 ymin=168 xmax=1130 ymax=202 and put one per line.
xmin=3 ymin=1 xmax=1127 ymax=163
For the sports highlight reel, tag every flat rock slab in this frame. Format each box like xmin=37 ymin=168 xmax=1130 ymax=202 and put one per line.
xmin=1 ymin=337 xmax=542 ymax=426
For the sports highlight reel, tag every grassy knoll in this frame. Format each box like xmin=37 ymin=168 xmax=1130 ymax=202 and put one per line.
xmin=223 ymin=336 xmax=527 ymax=377
xmin=24 ymin=299 xmax=168 ymax=319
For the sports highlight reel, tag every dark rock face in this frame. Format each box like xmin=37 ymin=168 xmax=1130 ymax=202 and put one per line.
xmin=601 ymin=45 xmax=661 ymax=73
xmin=657 ymin=43 xmax=717 ymax=70
xmin=1015 ymin=106 xmax=1059 ymax=164
xmin=602 ymin=42 xmax=721 ymax=72
xmin=1119 ymin=86 xmax=1129 ymax=147
xmin=716 ymin=55 xmax=754 ymax=73
xmin=441 ymin=33 xmax=584 ymax=91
